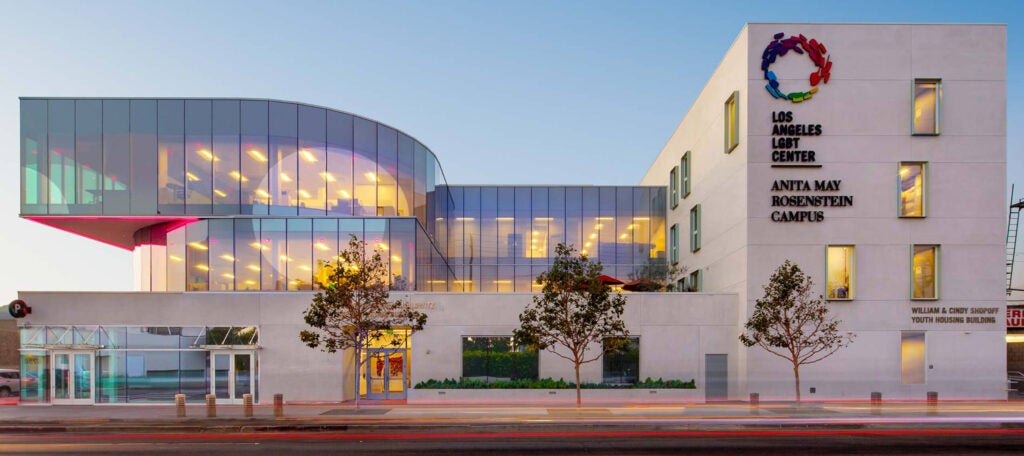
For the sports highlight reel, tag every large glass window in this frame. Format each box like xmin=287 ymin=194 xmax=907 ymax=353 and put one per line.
xmin=130 ymin=100 xmax=158 ymax=214
xmin=376 ymin=125 xmax=398 ymax=217
xmin=261 ymin=219 xmax=287 ymax=291
xmin=724 ymin=91 xmax=739 ymax=153
xmin=327 ymin=110 xmax=354 ymax=215
xmin=912 ymin=245 xmax=939 ymax=299
xmin=240 ymin=100 xmax=270 ymax=214
xmin=21 ymin=100 xmax=48 ymax=214
xmin=184 ymin=100 xmax=213 ymax=214
xmin=912 ymin=79 xmax=940 ymax=135
xmin=269 ymin=102 xmax=298 ymax=216
xmin=669 ymin=223 xmax=679 ymax=265
xmin=826 ymin=245 xmax=855 ymax=300
xmin=603 ymin=337 xmax=639 ymax=385
xmin=287 ymin=219 xmax=313 ymax=290
xmin=234 ymin=219 xmax=261 ymax=290
xmin=353 ymin=117 xmax=378 ymax=216
xmin=901 ymin=331 xmax=926 ymax=384
xmin=75 ymin=100 xmax=103 ymax=212
xmin=899 ymin=162 xmax=926 ymax=217
xmin=681 ymin=151 xmax=691 ymax=198
xmin=19 ymin=351 xmax=48 ymax=403
xmin=102 ymin=100 xmax=131 ymax=214
xmin=298 ymin=105 xmax=327 ymax=215
xmin=48 ymin=100 xmax=75 ymax=213
xmin=669 ymin=166 xmax=679 ymax=209
xmin=212 ymin=100 xmax=241 ymax=214
xmin=186 ymin=221 xmax=210 ymax=291
xmin=689 ymin=204 xmax=701 ymax=253
xmin=157 ymin=100 xmax=186 ymax=214
xmin=461 ymin=336 xmax=538 ymax=383
xmin=209 ymin=219 xmax=235 ymax=291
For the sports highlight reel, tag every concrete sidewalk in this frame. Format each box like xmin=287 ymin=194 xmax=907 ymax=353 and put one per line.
xmin=2 ymin=399 xmax=1024 ymax=434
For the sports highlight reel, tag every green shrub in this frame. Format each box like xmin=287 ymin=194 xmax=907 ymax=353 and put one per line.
xmin=413 ymin=377 xmax=696 ymax=389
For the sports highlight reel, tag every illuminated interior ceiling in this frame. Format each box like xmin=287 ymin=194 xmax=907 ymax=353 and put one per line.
xmin=24 ymin=216 xmax=194 ymax=250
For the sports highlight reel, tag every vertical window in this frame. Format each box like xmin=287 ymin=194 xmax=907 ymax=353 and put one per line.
xmin=826 ymin=245 xmax=855 ymax=300
xmin=724 ymin=91 xmax=740 ymax=153
xmin=603 ymin=337 xmax=639 ymax=385
xmin=688 ymin=269 xmax=702 ymax=292
xmin=669 ymin=166 xmax=679 ymax=209
xmin=689 ymin=204 xmax=701 ymax=253
xmin=669 ymin=224 xmax=679 ymax=265
xmin=912 ymin=245 xmax=939 ymax=299
xmin=681 ymin=151 xmax=691 ymax=198
xmin=912 ymin=79 xmax=941 ymax=135
xmin=899 ymin=162 xmax=926 ymax=217
xmin=900 ymin=331 xmax=926 ymax=384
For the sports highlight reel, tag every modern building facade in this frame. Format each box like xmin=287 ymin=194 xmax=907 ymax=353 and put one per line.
xmin=15 ymin=23 xmax=1008 ymax=405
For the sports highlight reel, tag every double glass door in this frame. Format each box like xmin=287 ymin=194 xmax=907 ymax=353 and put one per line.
xmin=211 ymin=352 xmax=254 ymax=404
xmin=52 ymin=351 xmax=93 ymax=405
xmin=365 ymin=348 xmax=406 ymax=400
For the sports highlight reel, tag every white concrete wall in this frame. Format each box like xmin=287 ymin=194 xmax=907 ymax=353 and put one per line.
xmin=18 ymin=290 xmax=739 ymax=402
xmin=742 ymin=24 xmax=1005 ymax=400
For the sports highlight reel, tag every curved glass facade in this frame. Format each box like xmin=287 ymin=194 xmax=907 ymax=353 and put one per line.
xmin=21 ymin=98 xmax=666 ymax=293
xmin=20 ymin=98 xmax=450 ymax=230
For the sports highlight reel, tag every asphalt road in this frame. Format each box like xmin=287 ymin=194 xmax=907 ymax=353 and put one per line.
xmin=3 ymin=429 xmax=1024 ymax=455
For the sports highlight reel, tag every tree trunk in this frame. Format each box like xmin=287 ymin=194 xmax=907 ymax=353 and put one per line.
xmin=793 ymin=363 xmax=801 ymax=404
xmin=574 ymin=360 xmax=582 ymax=408
xmin=354 ymin=346 xmax=361 ymax=410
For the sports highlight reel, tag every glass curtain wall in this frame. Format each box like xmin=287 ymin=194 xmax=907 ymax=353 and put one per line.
xmin=440 ymin=186 xmax=666 ymax=291
xmin=154 ymin=217 xmax=439 ymax=291
xmin=19 ymin=99 xmax=451 ymax=237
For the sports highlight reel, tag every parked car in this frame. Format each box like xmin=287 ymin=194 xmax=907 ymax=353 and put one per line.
xmin=0 ymin=369 xmax=19 ymax=397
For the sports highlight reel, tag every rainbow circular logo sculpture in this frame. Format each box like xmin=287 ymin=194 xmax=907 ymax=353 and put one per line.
xmin=762 ymin=32 xmax=832 ymax=103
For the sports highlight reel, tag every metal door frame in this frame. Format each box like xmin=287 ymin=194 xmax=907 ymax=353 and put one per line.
xmin=210 ymin=350 xmax=255 ymax=404
xmin=364 ymin=348 xmax=407 ymax=400
xmin=51 ymin=350 xmax=94 ymax=405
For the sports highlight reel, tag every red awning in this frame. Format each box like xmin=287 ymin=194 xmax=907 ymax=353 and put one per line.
xmin=597 ymin=275 xmax=624 ymax=285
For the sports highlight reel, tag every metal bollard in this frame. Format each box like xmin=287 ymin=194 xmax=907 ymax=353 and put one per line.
xmin=243 ymin=393 xmax=253 ymax=417
xmin=870 ymin=392 xmax=882 ymax=416
xmin=206 ymin=394 xmax=217 ymax=418
xmin=749 ymin=392 xmax=759 ymax=409
xmin=175 ymin=394 xmax=186 ymax=418
xmin=273 ymin=394 xmax=284 ymax=417
xmin=926 ymin=391 xmax=938 ymax=415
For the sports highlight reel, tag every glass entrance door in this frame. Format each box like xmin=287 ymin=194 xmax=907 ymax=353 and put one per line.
xmin=364 ymin=348 xmax=406 ymax=400
xmin=52 ymin=351 xmax=94 ymax=405
xmin=211 ymin=352 xmax=255 ymax=404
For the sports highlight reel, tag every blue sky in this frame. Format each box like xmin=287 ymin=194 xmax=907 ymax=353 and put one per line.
xmin=0 ymin=0 xmax=1020 ymax=299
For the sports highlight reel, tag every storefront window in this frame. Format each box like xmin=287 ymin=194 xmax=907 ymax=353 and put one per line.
xmin=461 ymin=336 xmax=538 ymax=383
xmin=603 ymin=337 xmax=639 ymax=385
xmin=901 ymin=331 xmax=926 ymax=384
xmin=826 ymin=245 xmax=855 ymax=300
xmin=899 ymin=162 xmax=926 ymax=217
xmin=912 ymin=245 xmax=939 ymax=299
xmin=913 ymin=79 xmax=940 ymax=135
xmin=19 ymin=351 xmax=48 ymax=403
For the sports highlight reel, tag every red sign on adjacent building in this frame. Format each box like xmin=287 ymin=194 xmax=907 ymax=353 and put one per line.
xmin=1009 ymin=308 xmax=1024 ymax=328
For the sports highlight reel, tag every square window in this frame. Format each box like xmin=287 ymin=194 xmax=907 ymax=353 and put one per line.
xmin=912 ymin=80 xmax=941 ymax=135
xmin=461 ymin=336 xmax=538 ymax=383
xmin=899 ymin=162 xmax=926 ymax=217
xmin=911 ymin=245 xmax=939 ymax=299
xmin=724 ymin=91 xmax=740 ymax=152
xmin=681 ymin=151 xmax=691 ymax=198
xmin=826 ymin=245 xmax=855 ymax=300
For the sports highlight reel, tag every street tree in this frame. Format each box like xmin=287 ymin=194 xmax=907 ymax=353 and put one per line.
xmin=300 ymin=235 xmax=427 ymax=408
xmin=513 ymin=243 xmax=629 ymax=407
xmin=739 ymin=260 xmax=853 ymax=402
